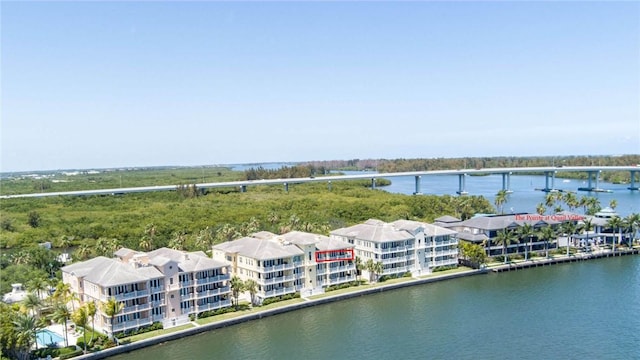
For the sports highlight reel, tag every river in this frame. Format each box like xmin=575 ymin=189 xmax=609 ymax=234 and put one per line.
xmin=110 ymin=255 xmax=639 ymax=359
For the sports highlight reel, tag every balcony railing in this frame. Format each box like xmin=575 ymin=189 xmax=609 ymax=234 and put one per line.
xmin=263 ymin=286 xmax=296 ymax=298
xmin=195 ymin=274 xmax=230 ymax=285
xmin=327 ymin=264 xmax=356 ymax=273
xmin=195 ymin=286 xmax=230 ymax=298
xmin=196 ymin=299 xmax=231 ymax=312
xmin=112 ymin=318 xmax=153 ymax=332
xmin=122 ymin=303 xmax=150 ymax=314
xmin=104 ymin=289 xmax=150 ymax=301
xmin=381 ymin=256 xmax=409 ymax=265
xmin=180 ymin=292 xmax=194 ymax=300
xmin=261 ymin=263 xmax=295 ymax=272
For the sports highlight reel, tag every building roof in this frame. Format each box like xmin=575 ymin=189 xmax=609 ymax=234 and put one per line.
xmin=62 ymin=257 xmax=163 ymax=287
xmin=434 ymin=215 xmax=461 ymax=223
xmin=213 ymin=236 xmax=304 ymax=260
xmin=456 ymin=213 xmax=562 ymax=231
xmin=146 ymin=248 xmax=229 ymax=272
xmin=330 ymin=219 xmax=414 ymax=243
xmin=280 ymin=231 xmax=323 ymax=246
xmin=594 ymin=207 xmax=619 ymax=219
xmin=391 ymin=220 xmax=457 ymax=237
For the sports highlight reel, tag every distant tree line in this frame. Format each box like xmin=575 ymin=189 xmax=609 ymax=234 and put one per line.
xmin=303 ymin=155 xmax=640 ymax=183
xmin=243 ymin=165 xmax=328 ymax=180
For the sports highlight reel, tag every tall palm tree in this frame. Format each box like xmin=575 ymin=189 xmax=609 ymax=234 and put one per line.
xmin=372 ymin=262 xmax=384 ymax=282
xmin=244 ymin=279 xmax=258 ymax=306
xmin=494 ymin=190 xmax=508 ymax=214
xmin=194 ymin=227 xmax=214 ymax=251
xmin=355 ymin=256 xmax=364 ymax=281
xmin=229 ymin=276 xmax=244 ymax=310
xmin=536 ymin=203 xmax=546 ymax=216
xmin=517 ymin=223 xmax=534 ymax=261
xmin=579 ymin=219 xmax=594 ymax=249
xmin=537 ymin=226 xmax=557 ymax=258
xmin=495 ymin=229 xmax=517 ymax=264
xmin=21 ymin=293 xmax=43 ymax=317
xmin=101 ymin=297 xmax=124 ymax=341
xmin=50 ymin=303 xmax=71 ymax=347
xmin=85 ymin=301 xmax=97 ymax=344
xmin=626 ymin=213 xmax=640 ymax=247
xmin=544 ymin=193 xmax=556 ymax=208
xmin=26 ymin=276 xmax=48 ymax=300
xmin=561 ymin=221 xmax=577 ymax=256
xmin=13 ymin=312 xmax=37 ymax=359
xmin=72 ymin=307 xmax=88 ymax=353
xmin=606 ymin=216 xmax=623 ymax=253
xmin=562 ymin=192 xmax=579 ymax=212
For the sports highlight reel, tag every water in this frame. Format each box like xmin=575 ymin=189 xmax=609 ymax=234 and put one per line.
xmin=378 ymin=173 xmax=639 ymax=217
xmin=36 ymin=329 xmax=65 ymax=347
xmin=110 ymin=256 xmax=640 ymax=360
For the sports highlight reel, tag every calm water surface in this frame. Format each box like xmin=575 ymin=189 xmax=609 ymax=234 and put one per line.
xmin=110 ymin=256 xmax=639 ymax=360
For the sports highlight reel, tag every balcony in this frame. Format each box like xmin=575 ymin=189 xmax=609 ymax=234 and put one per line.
xmin=196 ymin=299 xmax=232 ymax=312
xmin=151 ymin=300 xmax=165 ymax=307
xmin=195 ymin=274 xmax=230 ymax=285
xmin=263 ymin=286 xmax=296 ymax=298
xmin=195 ymin=286 xmax=230 ymax=298
xmin=261 ymin=263 xmax=295 ymax=272
xmin=180 ymin=292 xmax=194 ymax=300
xmin=327 ymin=264 xmax=356 ymax=273
xmin=112 ymin=318 xmax=153 ymax=332
xmin=381 ymin=257 xmax=408 ymax=265
xmin=328 ymin=275 xmax=356 ymax=285
xmin=150 ymin=286 xmax=164 ymax=294
xmin=430 ymin=259 xmax=457 ymax=267
xmin=122 ymin=303 xmax=151 ymax=314
xmin=108 ymin=289 xmax=150 ymax=301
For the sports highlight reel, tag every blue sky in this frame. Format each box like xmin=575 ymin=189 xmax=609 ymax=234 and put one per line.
xmin=2 ymin=2 xmax=639 ymax=172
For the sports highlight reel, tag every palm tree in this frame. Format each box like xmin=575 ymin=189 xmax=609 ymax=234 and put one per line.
xmin=194 ymin=227 xmax=214 ymax=251
xmin=85 ymin=301 xmax=97 ymax=344
xmin=579 ymin=219 xmax=594 ymax=249
xmin=355 ymin=256 xmax=364 ymax=281
xmin=244 ymin=279 xmax=258 ymax=306
xmin=606 ymin=216 xmax=623 ymax=253
xmin=229 ymin=276 xmax=244 ymax=310
xmin=13 ymin=312 xmax=37 ymax=359
xmin=72 ymin=307 xmax=88 ymax=353
xmin=537 ymin=226 xmax=557 ymax=258
xmin=494 ymin=190 xmax=508 ymax=214
xmin=495 ymin=229 xmax=517 ymax=264
xmin=101 ymin=297 xmax=124 ymax=341
xmin=168 ymin=231 xmax=187 ymax=250
xmin=21 ymin=293 xmax=43 ymax=317
xmin=536 ymin=203 xmax=546 ymax=215
xmin=561 ymin=221 xmax=577 ymax=256
xmin=75 ymin=243 xmax=92 ymax=261
xmin=372 ymin=262 xmax=384 ymax=282
xmin=26 ymin=276 xmax=48 ymax=300
xmin=544 ymin=193 xmax=556 ymax=208
xmin=50 ymin=303 xmax=71 ymax=347
xmin=517 ymin=223 xmax=534 ymax=261
xmin=626 ymin=213 xmax=640 ymax=247
xmin=609 ymin=199 xmax=617 ymax=211
xmin=562 ymin=192 xmax=578 ymax=212
xmin=57 ymin=235 xmax=74 ymax=254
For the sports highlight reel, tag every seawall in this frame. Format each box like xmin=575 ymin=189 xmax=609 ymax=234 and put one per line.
xmin=71 ymin=269 xmax=487 ymax=360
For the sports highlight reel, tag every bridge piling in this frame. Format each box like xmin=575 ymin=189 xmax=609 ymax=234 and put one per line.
xmin=456 ymin=174 xmax=468 ymax=195
xmin=629 ymin=170 xmax=638 ymax=191
xmin=413 ymin=176 xmax=422 ymax=195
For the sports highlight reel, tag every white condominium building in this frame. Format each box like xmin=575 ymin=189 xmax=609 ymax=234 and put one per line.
xmin=212 ymin=231 xmax=355 ymax=302
xmin=61 ymin=247 xmax=231 ymax=336
xmin=330 ymin=219 xmax=458 ymax=277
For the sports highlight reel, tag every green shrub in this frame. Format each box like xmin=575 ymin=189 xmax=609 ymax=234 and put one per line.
xmin=59 ymin=349 xmax=84 ymax=360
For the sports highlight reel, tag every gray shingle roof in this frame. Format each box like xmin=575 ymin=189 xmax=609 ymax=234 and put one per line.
xmin=330 ymin=219 xmax=413 ymax=243
xmin=62 ymin=257 xmax=163 ymax=286
xmin=213 ymin=237 xmax=304 ymax=260
xmin=146 ymin=248 xmax=228 ymax=272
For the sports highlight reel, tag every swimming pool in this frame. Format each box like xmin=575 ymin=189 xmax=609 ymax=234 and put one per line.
xmin=36 ymin=329 xmax=65 ymax=347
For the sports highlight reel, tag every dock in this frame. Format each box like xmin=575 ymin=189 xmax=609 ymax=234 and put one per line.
xmin=489 ymin=248 xmax=639 ymax=272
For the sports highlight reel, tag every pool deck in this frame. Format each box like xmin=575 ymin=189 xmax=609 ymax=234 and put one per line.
xmin=39 ymin=322 xmax=80 ymax=348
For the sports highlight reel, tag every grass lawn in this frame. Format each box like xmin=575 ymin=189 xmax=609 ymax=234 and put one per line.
xmin=124 ymin=324 xmax=195 ymax=342
xmin=195 ymin=298 xmax=306 ymax=325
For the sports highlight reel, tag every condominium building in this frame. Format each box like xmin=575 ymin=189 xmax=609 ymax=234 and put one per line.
xmin=212 ymin=231 xmax=355 ymax=302
xmin=329 ymin=219 xmax=458 ymax=277
xmin=61 ymin=247 xmax=231 ymax=336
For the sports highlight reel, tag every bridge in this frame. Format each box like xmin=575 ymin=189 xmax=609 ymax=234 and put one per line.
xmin=1 ymin=166 xmax=639 ymax=199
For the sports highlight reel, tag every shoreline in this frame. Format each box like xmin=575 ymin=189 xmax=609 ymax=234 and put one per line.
xmin=71 ymin=249 xmax=638 ymax=360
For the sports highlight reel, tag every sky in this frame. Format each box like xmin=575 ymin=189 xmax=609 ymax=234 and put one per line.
xmin=1 ymin=1 xmax=639 ymax=172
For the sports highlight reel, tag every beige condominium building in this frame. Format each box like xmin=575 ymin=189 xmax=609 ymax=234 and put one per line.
xmin=61 ymin=247 xmax=231 ymax=336
xmin=330 ymin=219 xmax=458 ymax=277
xmin=212 ymin=231 xmax=355 ymax=302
